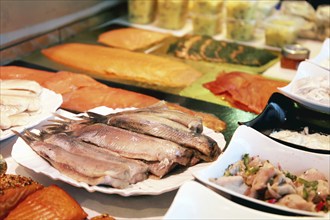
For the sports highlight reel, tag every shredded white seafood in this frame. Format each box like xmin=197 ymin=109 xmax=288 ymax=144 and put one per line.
xmin=0 ymin=79 xmax=42 ymax=131
xmin=270 ymin=127 xmax=330 ymax=151
xmin=291 ymin=75 xmax=330 ymax=106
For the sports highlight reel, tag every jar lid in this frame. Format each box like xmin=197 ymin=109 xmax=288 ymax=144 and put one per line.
xmin=281 ymin=44 xmax=310 ymax=60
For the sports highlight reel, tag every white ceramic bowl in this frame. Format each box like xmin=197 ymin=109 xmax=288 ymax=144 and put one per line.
xmin=193 ymin=125 xmax=330 ymax=217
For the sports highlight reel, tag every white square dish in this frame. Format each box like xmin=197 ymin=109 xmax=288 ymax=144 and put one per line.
xmin=193 ymin=125 xmax=330 ymax=217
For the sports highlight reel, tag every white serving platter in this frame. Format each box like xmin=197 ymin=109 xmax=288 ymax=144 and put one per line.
xmin=278 ymin=61 xmax=330 ymax=114
xmin=11 ymin=106 xmax=226 ymax=197
xmin=0 ymin=88 xmax=63 ymax=141
xmin=193 ymin=125 xmax=330 ymax=217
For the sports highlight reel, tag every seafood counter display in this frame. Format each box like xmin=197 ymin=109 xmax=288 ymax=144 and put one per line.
xmin=0 ymin=8 xmax=328 ymax=218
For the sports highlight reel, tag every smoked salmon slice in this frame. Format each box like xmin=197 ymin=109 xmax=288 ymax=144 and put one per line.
xmin=203 ymin=71 xmax=288 ymax=114
xmin=42 ymin=43 xmax=202 ymax=88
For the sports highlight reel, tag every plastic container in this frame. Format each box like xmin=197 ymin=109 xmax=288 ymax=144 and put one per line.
xmin=156 ymin=0 xmax=189 ymax=30
xmin=280 ymin=44 xmax=310 ymax=70
xmin=226 ymin=1 xmax=258 ymax=20
xmin=264 ymin=15 xmax=303 ymax=48
xmin=280 ymin=1 xmax=316 ymax=21
xmin=316 ymin=5 xmax=330 ymax=41
xmin=128 ymin=0 xmax=156 ymax=24
xmin=226 ymin=18 xmax=256 ymax=41
xmin=192 ymin=13 xmax=223 ymax=36
xmin=191 ymin=0 xmax=224 ymax=15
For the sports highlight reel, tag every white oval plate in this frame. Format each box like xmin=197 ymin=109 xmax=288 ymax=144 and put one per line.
xmin=278 ymin=61 xmax=330 ymax=114
xmin=193 ymin=125 xmax=330 ymax=217
xmin=11 ymin=106 xmax=226 ymax=196
xmin=0 ymin=88 xmax=63 ymax=141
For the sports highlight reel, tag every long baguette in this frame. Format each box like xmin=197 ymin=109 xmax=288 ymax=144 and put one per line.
xmin=42 ymin=43 xmax=202 ymax=88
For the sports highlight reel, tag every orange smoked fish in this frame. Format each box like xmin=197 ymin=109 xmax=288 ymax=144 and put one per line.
xmin=0 ymin=66 xmax=226 ymax=131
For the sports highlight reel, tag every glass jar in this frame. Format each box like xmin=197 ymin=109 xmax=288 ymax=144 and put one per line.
xmin=128 ymin=0 xmax=156 ymax=24
xmin=280 ymin=44 xmax=310 ymax=70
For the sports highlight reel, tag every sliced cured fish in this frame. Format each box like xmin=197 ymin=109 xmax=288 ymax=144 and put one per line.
xmin=42 ymin=43 xmax=202 ymax=88
xmin=203 ymin=71 xmax=288 ymax=114
xmin=98 ymin=27 xmax=171 ymax=51
xmin=0 ymin=174 xmax=43 ymax=219
xmin=0 ymin=66 xmax=226 ymax=132
xmin=0 ymin=66 xmax=54 ymax=85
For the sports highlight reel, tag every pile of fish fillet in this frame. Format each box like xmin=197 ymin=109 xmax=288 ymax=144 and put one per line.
xmin=19 ymin=102 xmax=221 ymax=189
xmin=0 ymin=79 xmax=43 ymax=131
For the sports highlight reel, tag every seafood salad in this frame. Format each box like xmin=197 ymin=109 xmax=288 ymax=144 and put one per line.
xmin=18 ymin=102 xmax=222 ymax=189
xmin=291 ymin=75 xmax=330 ymax=107
xmin=270 ymin=127 xmax=330 ymax=151
xmin=210 ymin=154 xmax=330 ymax=213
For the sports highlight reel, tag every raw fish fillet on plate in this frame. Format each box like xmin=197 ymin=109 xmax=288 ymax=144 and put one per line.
xmin=98 ymin=27 xmax=171 ymax=51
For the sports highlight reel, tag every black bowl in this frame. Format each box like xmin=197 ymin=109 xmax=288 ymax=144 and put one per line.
xmin=240 ymin=92 xmax=330 ymax=154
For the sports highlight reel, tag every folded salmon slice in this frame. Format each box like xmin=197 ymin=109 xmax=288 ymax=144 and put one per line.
xmin=203 ymin=72 xmax=288 ymax=114
xmin=42 ymin=43 xmax=202 ymax=88
xmin=6 ymin=185 xmax=87 ymax=220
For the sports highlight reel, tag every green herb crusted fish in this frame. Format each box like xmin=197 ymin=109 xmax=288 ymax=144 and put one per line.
xmin=168 ymin=35 xmax=278 ymax=67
